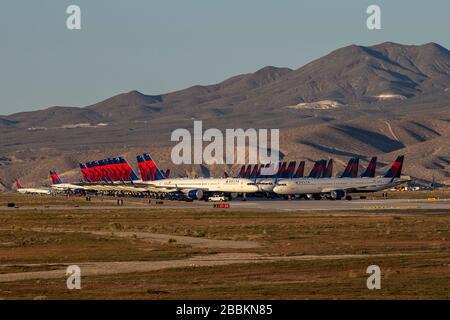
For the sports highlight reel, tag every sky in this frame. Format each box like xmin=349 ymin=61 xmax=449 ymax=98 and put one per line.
xmin=1 ymin=0 xmax=450 ymax=115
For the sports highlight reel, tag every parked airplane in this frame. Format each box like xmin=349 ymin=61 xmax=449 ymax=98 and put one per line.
xmin=15 ymin=180 xmax=51 ymax=195
xmin=272 ymin=156 xmax=408 ymax=200
xmin=135 ymin=153 xmax=259 ymax=200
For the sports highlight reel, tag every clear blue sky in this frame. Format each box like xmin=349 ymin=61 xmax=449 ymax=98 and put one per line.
xmin=1 ymin=0 xmax=449 ymax=115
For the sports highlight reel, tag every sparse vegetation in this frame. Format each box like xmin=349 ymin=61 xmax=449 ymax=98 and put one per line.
xmin=0 ymin=193 xmax=449 ymax=299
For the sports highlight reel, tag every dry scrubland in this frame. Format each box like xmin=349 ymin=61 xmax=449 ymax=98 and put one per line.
xmin=0 ymin=193 xmax=449 ymax=300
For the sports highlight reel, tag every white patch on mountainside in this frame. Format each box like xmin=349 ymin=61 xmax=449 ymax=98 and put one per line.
xmin=27 ymin=127 xmax=48 ymax=131
xmin=286 ymin=100 xmax=344 ymax=110
xmin=61 ymin=123 xmax=109 ymax=129
xmin=374 ymin=93 xmax=407 ymax=100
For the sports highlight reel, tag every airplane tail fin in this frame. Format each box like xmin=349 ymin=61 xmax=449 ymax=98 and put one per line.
xmin=243 ymin=165 xmax=252 ymax=178
xmin=341 ymin=158 xmax=354 ymax=178
xmin=137 ymin=155 xmax=149 ymax=181
xmin=276 ymin=162 xmax=287 ymax=178
xmin=292 ymin=161 xmax=305 ymax=178
xmin=49 ymin=170 xmax=62 ymax=184
xmin=15 ymin=180 xmax=23 ymax=189
xmin=350 ymin=158 xmax=359 ymax=178
xmin=236 ymin=165 xmax=246 ymax=178
xmin=119 ymin=157 xmax=139 ymax=182
xmin=322 ymin=159 xmax=334 ymax=178
xmin=249 ymin=165 xmax=259 ymax=179
xmin=308 ymin=160 xmax=321 ymax=178
xmin=79 ymin=163 xmax=91 ymax=182
xmin=384 ymin=156 xmax=404 ymax=178
xmin=309 ymin=160 xmax=326 ymax=178
xmin=283 ymin=161 xmax=297 ymax=178
xmin=361 ymin=156 xmax=377 ymax=178
xmin=143 ymin=153 xmax=166 ymax=181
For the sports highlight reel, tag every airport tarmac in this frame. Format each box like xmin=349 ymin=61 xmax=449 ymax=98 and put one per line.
xmin=5 ymin=198 xmax=450 ymax=212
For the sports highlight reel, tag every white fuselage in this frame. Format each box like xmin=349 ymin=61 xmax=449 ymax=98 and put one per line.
xmin=255 ymin=178 xmax=277 ymax=192
xmin=17 ymin=188 xmax=51 ymax=195
xmin=273 ymin=177 xmax=407 ymax=195
xmin=143 ymin=178 xmax=259 ymax=193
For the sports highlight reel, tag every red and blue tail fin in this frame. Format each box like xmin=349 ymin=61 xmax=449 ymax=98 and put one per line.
xmin=101 ymin=159 xmax=114 ymax=182
xmin=322 ymin=159 xmax=334 ymax=178
xmin=249 ymin=165 xmax=259 ymax=179
xmin=137 ymin=155 xmax=149 ymax=181
xmin=276 ymin=162 xmax=287 ymax=178
xmin=282 ymin=161 xmax=296 ymax=178
xmin=361 ymin=157 xmax=377 ymax=178
xmin=309 ymin=160 xmax=326 ymax=178
xmin=384 ymin=156 xmax=404 ymax=178
xmin=236 ymin=165 xmax=246 ymax=178
xmin=308 ymin=160 xmax=321 ymax=178
xmin=293 ymin=161 xmax=305 ymax=178
xmin=143 ymin=153 xmax=166 ymax=181
xmin=341 ymin=158 xmax=354 ymax=178
xmin=79 ymin=163 xmax=91 ymax=182
xmin=15 ymin=180 xmax=23 ymax=189
xmin=118 ymin=157 xmax=139 ymax=182
xmin=243 ymin=165 xmax=252 ymax=178
xmin=350 ymin=158 xmax=359 ymax=178
xmin=49 ymin=170 xmax=62 ymax=184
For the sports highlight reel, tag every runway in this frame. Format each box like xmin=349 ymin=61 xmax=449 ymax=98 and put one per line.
xmin=5 ymin=198 xmax=450 ymax=212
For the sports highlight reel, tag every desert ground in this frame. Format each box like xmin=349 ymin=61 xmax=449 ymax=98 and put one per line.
xmin=0 ymin=192 xmax=449 ymax=300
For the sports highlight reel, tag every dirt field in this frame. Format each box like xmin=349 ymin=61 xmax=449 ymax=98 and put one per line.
xmin=0 ymin=193 xmax=449 ymax=300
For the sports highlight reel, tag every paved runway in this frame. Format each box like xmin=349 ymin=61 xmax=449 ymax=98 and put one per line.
xmin=4 ymin=198 xmax=450 ymax=212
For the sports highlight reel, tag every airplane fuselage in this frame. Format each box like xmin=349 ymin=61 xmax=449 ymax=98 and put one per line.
xmin=142 ymin=178 xmax=259 ymax=193
xmin=273 ymin=177 xmax=408 ymax=195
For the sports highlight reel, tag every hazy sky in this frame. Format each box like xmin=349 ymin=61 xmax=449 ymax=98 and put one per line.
xmin=1 ymin=0 xmax=449 ymax=115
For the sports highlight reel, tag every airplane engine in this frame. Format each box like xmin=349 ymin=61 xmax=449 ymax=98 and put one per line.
xmin=184 ymin=189 xmax=204 ymax=200
xmin=330 ymin=190 xmax=346 ymax=200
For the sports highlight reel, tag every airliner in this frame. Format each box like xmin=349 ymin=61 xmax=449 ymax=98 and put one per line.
xmin=15 ymin=180 xmax=51 ymax=195
xmin=272 ymin=156 xmax=408 ymax=200
xmin=135 ymin=153 xmax=259 ymax=200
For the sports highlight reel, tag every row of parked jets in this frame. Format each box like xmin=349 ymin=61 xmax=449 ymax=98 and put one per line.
xmin=16 ymin=154 xmax=409 ymax=201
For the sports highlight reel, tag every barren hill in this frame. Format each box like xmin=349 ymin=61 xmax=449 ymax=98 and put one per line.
xmin=1 ymin=42 xmax=449 ymax=188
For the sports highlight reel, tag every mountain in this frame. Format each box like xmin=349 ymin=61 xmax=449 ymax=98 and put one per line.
xmin=1 ymin=42 xmax=449 ymax=188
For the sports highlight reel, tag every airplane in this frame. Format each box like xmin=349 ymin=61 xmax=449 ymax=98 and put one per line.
xmin=251 ymin=159 xmax=327 ymax=194
xmin=15 ymin=180 xmax=51 ymax=195
xmin=272 ymin=156 xmax=409 ymax=200
xmin=49 ymin=170 xmax=92 ymax=193
xmin=135 ymin=153 xmax=259 ymax=200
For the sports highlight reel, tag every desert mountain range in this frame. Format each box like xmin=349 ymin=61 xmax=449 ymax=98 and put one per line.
xmin=1 ymin=42 xmax=450 ymax=189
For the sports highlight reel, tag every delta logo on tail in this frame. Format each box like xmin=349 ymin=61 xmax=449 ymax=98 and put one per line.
xmin=49 ymin=170 xmax=62 ymax=184
xmin=143 ymin=154 xmax=166 ymax=181
xmin=383 ymin=156 xmax=404 ymax=178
